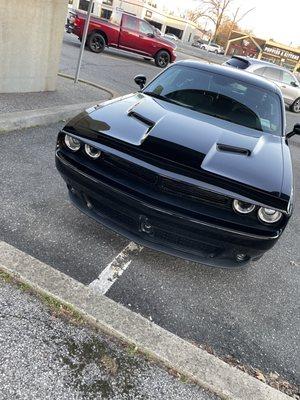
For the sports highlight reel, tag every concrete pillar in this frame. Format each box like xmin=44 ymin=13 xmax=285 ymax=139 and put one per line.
xmin=0 ymin=0 xmax=68 ymax=93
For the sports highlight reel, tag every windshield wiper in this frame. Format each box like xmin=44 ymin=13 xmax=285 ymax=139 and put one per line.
xmin=143 ymin=91 xmax=182 ymax=106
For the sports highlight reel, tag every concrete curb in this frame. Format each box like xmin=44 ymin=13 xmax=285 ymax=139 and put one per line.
xmin=0 ymin=102 xmax=97 ymax=134
xmin=0 ymin=74 xmax=119 ymax=134
xmin=58 ymin=72 xmax=120 ymax=99
xmin=0 ymin=241 xmax=292 ymax=400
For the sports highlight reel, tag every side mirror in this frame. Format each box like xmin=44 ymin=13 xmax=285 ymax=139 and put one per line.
xmin=134 ymin=75 xmax=147 ymax=90
xmin=291 ymin=81 xmax=299 ymax=87
xmin=147 ymin=32 xmax=155 ymax=38
xmin=286 ymin=123 xmax=300 ymax=139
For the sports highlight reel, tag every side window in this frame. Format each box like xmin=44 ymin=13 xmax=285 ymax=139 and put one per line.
xmin=139 ymin=21 xmax=154 ymax=35
xmin=263 ymin=67 xmax=282 ymax=81
xmin=282 ymin=71 xmax=297 ymax=86
xmin=122 ymin=15 xmax=138 ymax=31
xmin=254 ymin=67 xmax=265 ymax=76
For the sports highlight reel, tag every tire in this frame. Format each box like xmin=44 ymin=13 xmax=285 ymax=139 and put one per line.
xmin=214 ymin=50 xmax=218 ymax=54
xmin=155 ymin=50 xmax=170 ymax=68
xmin=87 ymin=32 xmax=106 ymax=53
xmin=200 ymin=46 xmax=206 ymax=50
xmin=290 ymin=97 xmax=300 ymax=113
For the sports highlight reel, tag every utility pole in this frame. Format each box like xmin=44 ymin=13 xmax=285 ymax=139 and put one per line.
xmin=74 ymin=0 xmax=94 ymax=83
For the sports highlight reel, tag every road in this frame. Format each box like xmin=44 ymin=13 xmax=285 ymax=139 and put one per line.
xmin=1 ymin=33 xmax=299 ymax=387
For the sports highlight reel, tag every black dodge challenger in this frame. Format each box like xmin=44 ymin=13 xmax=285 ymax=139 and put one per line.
xmin=56 ymin=61 xmax=299 ymax=267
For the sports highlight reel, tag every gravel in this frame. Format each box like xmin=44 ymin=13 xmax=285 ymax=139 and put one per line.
xmin=0 ymin=278 xmax=219 ymax=400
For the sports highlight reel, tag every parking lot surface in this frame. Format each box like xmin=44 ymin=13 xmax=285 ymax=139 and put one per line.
xmin=0 ymin=34 xmax=299 ymax=387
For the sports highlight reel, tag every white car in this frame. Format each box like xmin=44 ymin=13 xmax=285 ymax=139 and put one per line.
xmin=164 ymin=33 xmax=179 ymax=42
xmin=201 ymin=42 xmax=223 ymax=54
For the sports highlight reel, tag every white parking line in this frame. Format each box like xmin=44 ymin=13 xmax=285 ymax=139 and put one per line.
xmin=89 ymin=242 xmax=143 ymax=294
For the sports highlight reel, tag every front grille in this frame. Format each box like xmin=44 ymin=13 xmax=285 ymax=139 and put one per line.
xmin=154 ymin=228 xmax=222 ymax=257
xmin=161 ymin=177 xmax=230 ymax=207
xmin=102 ymin=153 xmax=158 ymax=185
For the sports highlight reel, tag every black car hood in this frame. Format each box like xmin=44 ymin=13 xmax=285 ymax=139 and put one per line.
xmin=67 ymin=93 xmax=285 ymax=202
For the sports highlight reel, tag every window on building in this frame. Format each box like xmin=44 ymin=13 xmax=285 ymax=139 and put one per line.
xmin=165 ymin=26 xmax=183 ymax=39
xmin=101 ymin=9 xmax=112 ymax=19
xmin=122 ymin=15 xmax=138 ymax=31
xmin=139 ymin=21 xmax=154 ymax=35
xmin=146 ymin=19 xmax=162 ymax=31
xmin=79 ymin=0 xmax=94 ymax=12
xmin=102 ymin=0 xmax=113 ymax=5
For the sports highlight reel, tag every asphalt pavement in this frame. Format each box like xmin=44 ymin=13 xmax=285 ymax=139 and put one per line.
xmin=0 ymin=33 xmax=299 ymax=390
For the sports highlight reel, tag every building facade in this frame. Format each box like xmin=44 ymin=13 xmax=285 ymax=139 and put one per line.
xmin=68 ymin=0 xmax=201 ymax=42
xmin=225 ymin=31 xmax=300 ymax=73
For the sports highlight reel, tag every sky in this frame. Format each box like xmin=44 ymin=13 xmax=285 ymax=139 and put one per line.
xmin=158 ymin=0 xmax=300 ymax=46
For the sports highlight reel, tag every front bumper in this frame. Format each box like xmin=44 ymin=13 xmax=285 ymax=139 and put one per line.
xmin=171 ymin=52 xmax=177 ymax=63
xmin=56 ymin=151 xmax=279 ymax=268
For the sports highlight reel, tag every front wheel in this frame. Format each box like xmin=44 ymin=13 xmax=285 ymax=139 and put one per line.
xmin=87 ymin=33 xmax=106 ymax=53
xmin=155 ymin=50 xmax=170 ymax=68
xmin=290 ymin=97 xmax=300 ymax=113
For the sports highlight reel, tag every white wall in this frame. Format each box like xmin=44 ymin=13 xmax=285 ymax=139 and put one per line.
xmin=0 ymin=0 xmax=68 ymax=93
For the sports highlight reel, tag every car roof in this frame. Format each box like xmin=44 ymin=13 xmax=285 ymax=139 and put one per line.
xmin=175 ymin=60 xmax=282 ymax=96
xmin=230 ymin=55 xmax=293 ymax=73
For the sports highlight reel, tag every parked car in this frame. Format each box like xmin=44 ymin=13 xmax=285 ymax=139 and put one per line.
xmin=67 ymin=10 xmax=177 ymax=68
xmin=224 ymin=56 xmax=300 ymax=112
xmin=56 ymin=61 xmax=298 ymax=267
xmin=201 ymin=42 xmax=224 ymax=54
xmin=163 ymin=33 xmax=179 ymax=42
xmin=192 ymin=39 xmax=206 ymax=48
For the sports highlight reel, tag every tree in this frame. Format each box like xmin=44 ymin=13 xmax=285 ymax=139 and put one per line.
xmin=225 ymin=6 xmax=255 ymax=43
xmin=186 ymin=9 xmax=208 ymax=23
xmin=216 ymin=17 xmax=239 ymax=46
xmin=201 ymin=0 xmax=233 ymax=40
xmin=186 ymin=0 xmax=254 ymax=42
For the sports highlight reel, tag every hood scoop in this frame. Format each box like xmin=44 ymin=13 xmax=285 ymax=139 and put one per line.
xmin=128 ymin=111 xmax=155 ymax=130
xmin=217 ymin=143 xmax=251 ymax=156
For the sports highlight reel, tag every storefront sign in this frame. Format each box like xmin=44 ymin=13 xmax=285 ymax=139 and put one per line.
xmin=263 ymin=45 xmax=300 ymax=62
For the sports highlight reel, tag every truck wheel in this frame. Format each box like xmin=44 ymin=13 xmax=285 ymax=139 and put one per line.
xmin=290 ymin=98 xmax=300 ymax=113
xmin=155 ymin=50 xmax=170 ymax=68
xmin=87 ymin=33 xmax=106 ymax=53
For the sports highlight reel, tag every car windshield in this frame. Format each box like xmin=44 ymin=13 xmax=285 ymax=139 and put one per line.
xmin=144 ymin=65 xmax=282 ymax=135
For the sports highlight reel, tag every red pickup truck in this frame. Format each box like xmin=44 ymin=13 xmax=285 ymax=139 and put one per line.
xmin=67 ymin=10 xmax=177 ymax=68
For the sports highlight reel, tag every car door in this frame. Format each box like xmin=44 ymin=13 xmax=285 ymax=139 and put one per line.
xmin=118 ymin=14 xmax=140 ymax=52
xmin=280 ymin=70 xmax=300 ymax=105
xmin=136 ymin=20 xmax=157 ymax=56
xmin=261 ymin=66 xmax=284 ymax=96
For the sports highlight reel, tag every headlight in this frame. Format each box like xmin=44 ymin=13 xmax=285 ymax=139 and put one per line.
xmin=64 ymin=134 xmax=81 ymax=151
xmin=233 ymin=200 xmax=255 ymax=214
xmin=85 ymin=144 xmax=101 ymax=159
xmin=258 ymin=208 xmax=283 ymax=224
